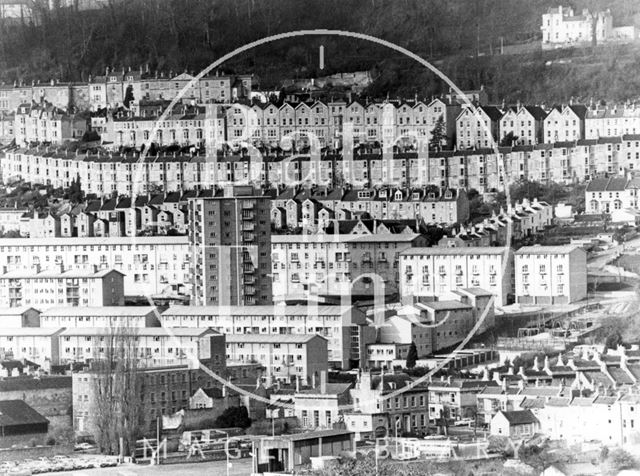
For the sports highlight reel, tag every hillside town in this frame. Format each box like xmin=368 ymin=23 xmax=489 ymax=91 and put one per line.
xmin=1 ymin=3 xmax=640 ymax=476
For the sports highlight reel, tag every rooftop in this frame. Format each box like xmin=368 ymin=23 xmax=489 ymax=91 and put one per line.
xmin=163 ymin=304 xmax=356 ymax=316
xmin=515 ymin=245 xmax=583 ymax=255
xmin=400 ymin=247 xmax=511 ymax=256
xmin=0 ymin=400 xmax=48 ymax=427
xmin=225 ymin=334 xmax=324 ymax=344
xmin=0 ymin=236 xmax=189 ymax=247
xmin=586 ymin=177 xmax=628 ymax=192
xmin=0 ymin=306 xmax=40 ymax=316
xmin=41 ymin=306 xmax=157 ymax=317
xmin=498 ymin=409 xmax=539 ymax=425
xmin=421 ymin=301 xmax=473 ymax=311
xmin=271 ymin=233 xmax=421 ymax=244
xmin=0 ymin=376 xmax=71 ymax=392
xmin=58 ymin=327 xmax=218 ymax=337
xmin=0 ymin=268 xmax=123 ymax=279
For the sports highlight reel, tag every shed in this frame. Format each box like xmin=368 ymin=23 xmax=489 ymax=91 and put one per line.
xmin=0 ymin=400 xmax=49 ymax=436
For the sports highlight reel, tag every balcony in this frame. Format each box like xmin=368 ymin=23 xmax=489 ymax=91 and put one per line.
xmin=242 ymin=202 xmax=255 ymax=210
xmin=242 ymin=222 xmax=255 ymax=232
xmin=244 ymin=286 xmax=256 ymax=295
xmin=243 ymin=264 xmax=255 ymax=273
xmin=242 ymin=232 xmax=255 ymax=242
xmin=243 ymin=275 xmax=255 ymax=285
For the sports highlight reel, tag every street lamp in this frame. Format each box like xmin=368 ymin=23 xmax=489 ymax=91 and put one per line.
xmin=212 ymin=429 xmax=231 ymax=476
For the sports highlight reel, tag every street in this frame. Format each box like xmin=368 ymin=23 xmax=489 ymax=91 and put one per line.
xmin=43 ymin=459 xmax=254 ymax=476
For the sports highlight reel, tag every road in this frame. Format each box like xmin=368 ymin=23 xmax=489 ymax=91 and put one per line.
xmin=43 ymin=459 xmax=253 ymax=476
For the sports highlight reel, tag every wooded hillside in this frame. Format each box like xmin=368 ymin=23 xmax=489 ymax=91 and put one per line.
xmin=1 ymin=0 xmax=640 ymax=102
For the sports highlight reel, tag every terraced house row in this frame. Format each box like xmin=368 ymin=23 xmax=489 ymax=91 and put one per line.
xmin=97 ymin=100 xmax=640 ymax=152
xmin=4 ymin=134 xmax=640 ymax=195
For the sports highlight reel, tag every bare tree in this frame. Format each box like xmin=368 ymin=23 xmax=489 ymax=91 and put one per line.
xmin=92 ymin=326 xmax=142 ymax=456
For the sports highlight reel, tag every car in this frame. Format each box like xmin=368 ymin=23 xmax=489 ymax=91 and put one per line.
xmin=74 ymin=442 xmax=95 ymax=451
xmin=453 ymin=418 xmax=475 ymax=427
xmin=394 ymin=453 xmax=418 ymax=461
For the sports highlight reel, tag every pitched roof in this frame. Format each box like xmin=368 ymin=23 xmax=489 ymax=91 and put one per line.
xmin=515 ymin=245 xmax=583 ymax=255
xmin=0 ymin=268 xmax=123 ymax=279
xmin=59 ymin=327 xmax=217 ymax=337
xmin=0 ymin=376 xmax=71 ymax=392
xmin=421 ymin=301 xmax=473 ymax=311
xmin=567 ymin=104 xmax=587 ymax=119
xmin=163 ymin=304 xmax=355 ymax=317
xmin=297 ymin=383 xmax=352 ymax=395
xmin=285 ymin=429 xmax=353 ymax=441
xmin=520 ymin=397 xmax=546 ymax=410
xmin=480 ymin=106 xmax=503 ymax=121
xmin=0 ymin=400 xmax=48 ymax=427
xmin=225 ymin=334 xmax=324 ymax=344
xmin=498 ymin=409 xmax=538 ymax=425
xmin=455 ymin=287 xmax=494 ymax=297
xmin=0 ymin=306 xmax=40 ymax=316
xmin=523 ymin=105 xmax=547 ymax=120
xmin=401 ymin=247 xmax=510 ymax=256
xmin=586 ymin=177 xmax=628 ymax=192
xmin=41 ymin=306 xmax=156 ymax=317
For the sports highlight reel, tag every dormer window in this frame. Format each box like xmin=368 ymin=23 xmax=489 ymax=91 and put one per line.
xmin=412 ymin=192 xmax=420 ymax=200
xmin=394 ymin=191 xmax=403 ymax=200
xmin=379 ymin=190 xmax=387 ymax=198
xmin=444 ymin=191 xmax=452 ymax=199
xmin=428 ymin=192 xmax=436 ymax=199
xmin=357 ymin=191 xmax=371 ymax=199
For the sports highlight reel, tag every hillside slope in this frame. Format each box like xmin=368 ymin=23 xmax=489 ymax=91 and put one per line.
xmin=1 ymin=0 xmax=639 ymax=102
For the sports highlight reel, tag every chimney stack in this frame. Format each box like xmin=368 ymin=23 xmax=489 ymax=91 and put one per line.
xmin=320 ymin=370 xmax=327 ymax=394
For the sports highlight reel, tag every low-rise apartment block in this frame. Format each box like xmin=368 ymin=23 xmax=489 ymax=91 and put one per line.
xmin=514 ymin=245 xmax=587 ymax=305
xmin=0 ymin=328 xmax=64 ymax=367
xmin=39 ymin=306 xmax=160 ymax=328
xmin=225 ymin=334 xmax=327 ymax=383
xmin=58 ymin=327 xmax=224 ymax=367
xmin=271 ymin=233 xmax=427 ymax=301
xmin=400 ymin=247 xmax=514 ymax=306
xmin=161 ymin=304 xmax=374 ymax=369
xmin=0 ymin=236 xmax=191 ymax=298
xmin=0 ymin=267 xmax=124 ymax=308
